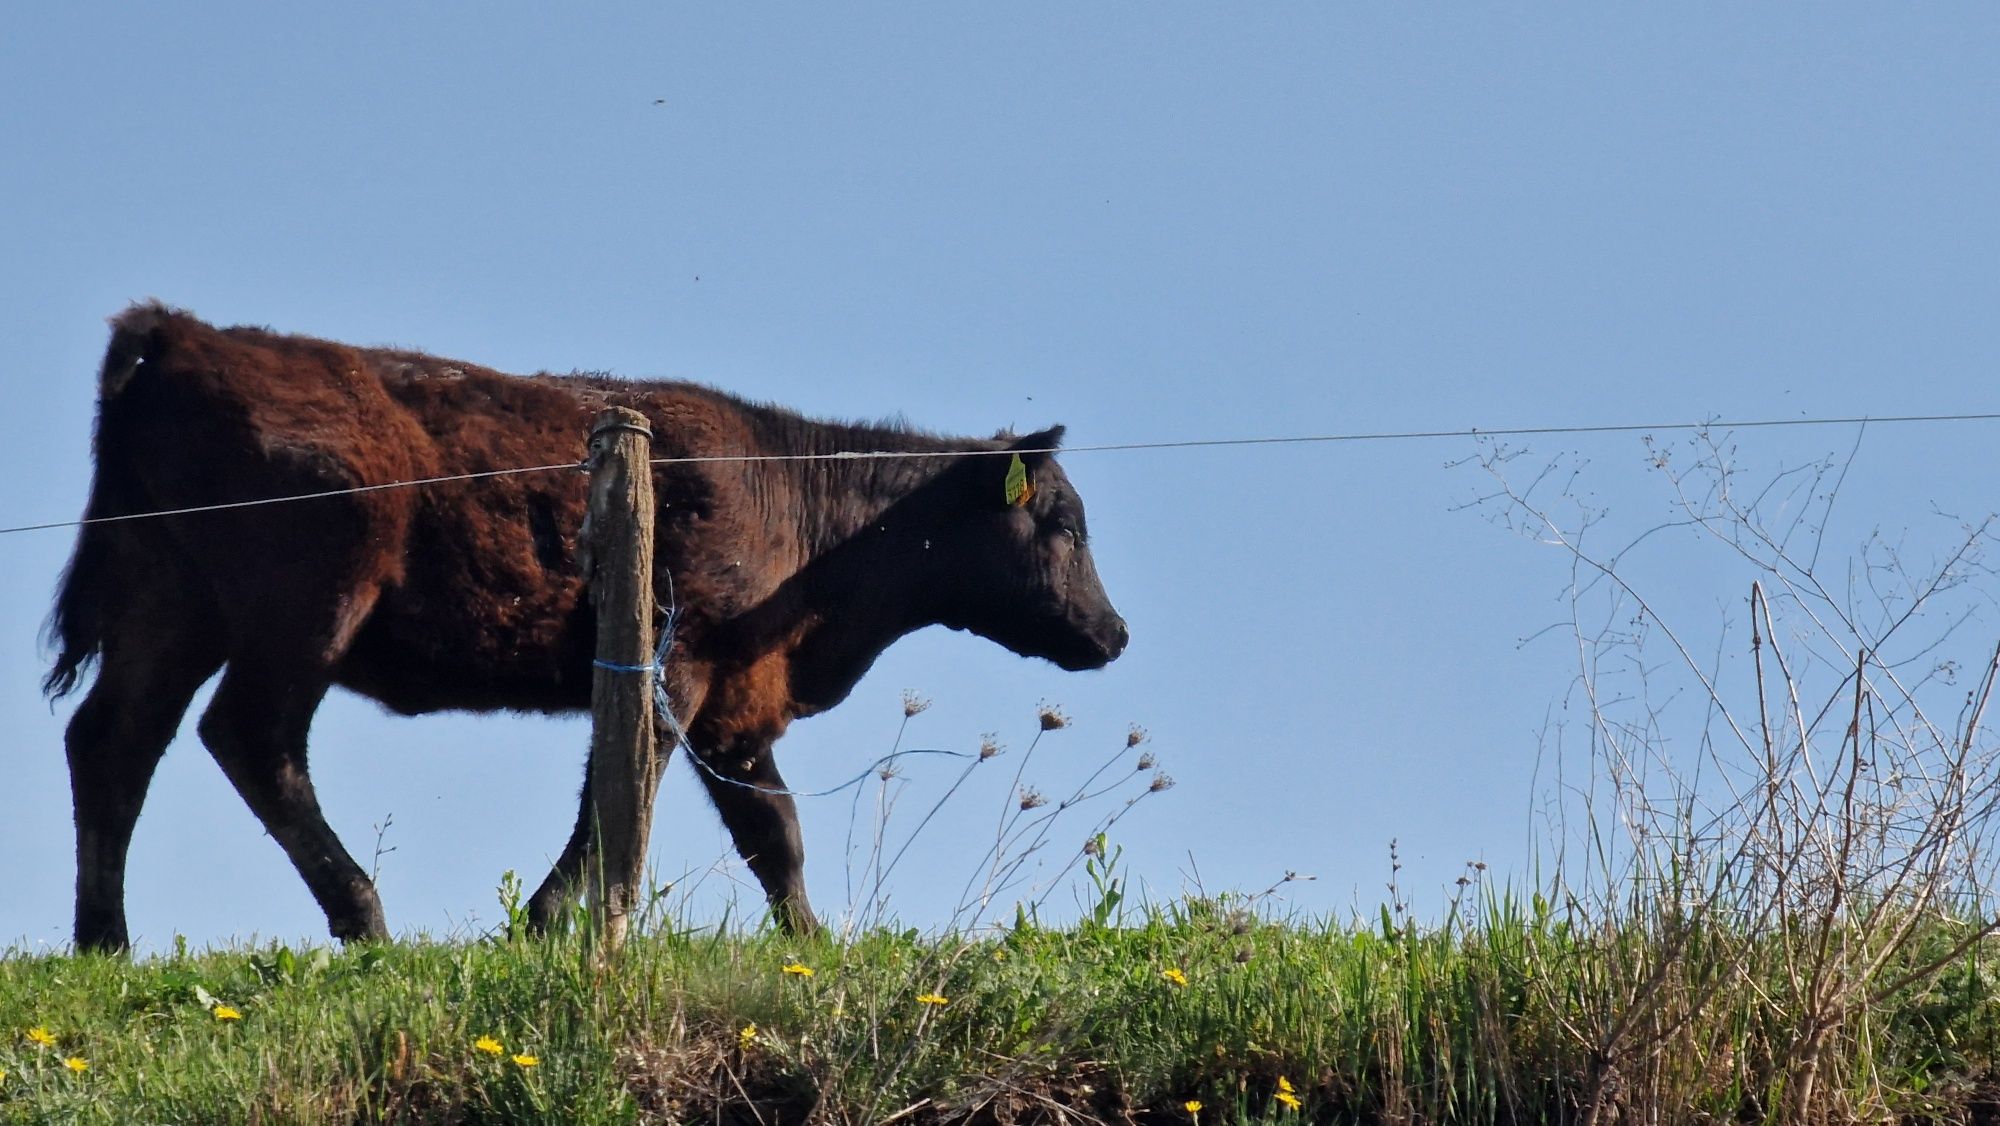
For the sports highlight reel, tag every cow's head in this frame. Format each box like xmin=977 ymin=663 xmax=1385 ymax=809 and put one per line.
xmin=928 ymin=427 xmax=1128 ymax=671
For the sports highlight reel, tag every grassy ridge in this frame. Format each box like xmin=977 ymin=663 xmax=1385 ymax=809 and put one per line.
xmin=3 ymin=893 xmax=1998 ymax=1124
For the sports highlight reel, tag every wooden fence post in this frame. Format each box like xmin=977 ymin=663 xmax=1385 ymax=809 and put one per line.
xmin=583 ymin=406 xmax=659 ymax=951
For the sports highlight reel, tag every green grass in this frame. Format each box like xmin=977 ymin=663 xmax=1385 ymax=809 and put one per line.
xmin=4 ymin=892 xmax=1999 ymax=1124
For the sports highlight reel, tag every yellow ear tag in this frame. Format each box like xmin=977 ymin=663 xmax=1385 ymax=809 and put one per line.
xmin=1004 ymin=453 xmax=1035 ymax=507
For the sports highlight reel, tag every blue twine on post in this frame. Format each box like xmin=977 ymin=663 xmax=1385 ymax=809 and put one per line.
xmin=589 ymin=580 xmax=978 ymax=799
xmin=590 ymin=571 xmax=691 ymax=748
xmin=592 ymin=659 xmax=655 ymax=674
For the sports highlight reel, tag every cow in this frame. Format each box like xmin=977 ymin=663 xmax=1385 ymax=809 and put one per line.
xmin=45 ymin=304 xmax=1128 ymax=952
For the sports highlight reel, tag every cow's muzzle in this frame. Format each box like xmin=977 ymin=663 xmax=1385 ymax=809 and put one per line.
xmin=1056 ymin=612 xmax=1128 ymax=671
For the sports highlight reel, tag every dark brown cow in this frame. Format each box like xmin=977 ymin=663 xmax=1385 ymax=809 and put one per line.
xmin=46 ymin=304 xmax=1127 ymax=951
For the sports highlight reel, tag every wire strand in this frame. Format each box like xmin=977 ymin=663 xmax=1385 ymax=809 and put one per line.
xmin=3 ymin=410 xmax=1996 ymax=537
xmin=0 ymin=461 xmax=585 ymax=536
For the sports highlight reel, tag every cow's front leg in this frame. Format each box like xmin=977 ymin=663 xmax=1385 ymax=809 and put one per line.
xmin=526 ymin=769 xmax=594 ymax=933
xmin=529 ymin=670 xmax=704 ymax=933
xmin=691 ymin=728 xmax=819 ymax=935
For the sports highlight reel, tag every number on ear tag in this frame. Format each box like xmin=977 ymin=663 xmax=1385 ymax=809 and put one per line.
xmin=1004 ymin=453 xmax=1035 ymax=507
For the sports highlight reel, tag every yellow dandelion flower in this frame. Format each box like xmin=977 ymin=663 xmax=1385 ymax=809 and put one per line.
xmin=781 ymin=962 xmax=814 ymax=977
xmin=915 ymin=993 xmax=949 ymax=1006
xmin=212 ymin=1005 xmax=243 ymax=1022
xmin=1278 ymin=1076 xmax=1296 ymax=1095
xmin=0 ymin=1067 xmax=8 ymax=1084
xmin=473 ymin=1035 xmax=504 ymax=1056
xmin=25 ymin=1027 xmax=56 ymax=1047
xmin=1161 ymin=967 xmax=1188 ymax=987
xmin=738 ymin=1023 xmax=758 ymax=1049
xmin=1183 ymin=1099 xmax=1202 ymax=1114
xmin=511 ymin=1054 xmax=539 ymax=1068
xmin=65 ymin=1057 xmax=89 ymax=1074
xmin=1276 ymin=1090 xmax=1303 ymax=1111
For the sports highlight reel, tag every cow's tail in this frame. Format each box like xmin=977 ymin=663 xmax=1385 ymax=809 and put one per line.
xmin=43 ymin=304 xmax=171 ymax=699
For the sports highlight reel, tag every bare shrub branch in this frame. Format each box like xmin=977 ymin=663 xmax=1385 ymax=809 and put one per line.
xmin=1464 ymin=427 xmax=2000 ymax=1121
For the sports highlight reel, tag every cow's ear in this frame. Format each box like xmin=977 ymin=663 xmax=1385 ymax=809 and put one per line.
xmin=1008 ymin=425 xmax=1066 ymax=459
xmin=994 ymin=426 xmax=1064 ymax=508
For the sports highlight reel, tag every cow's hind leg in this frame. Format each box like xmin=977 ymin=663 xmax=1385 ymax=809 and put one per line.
xmin=69 ymin=640 xmax=224 ymax=953
xmin=197 ymin=666 xmax=387 ymax=943
xmin=692 ymin=732 xmax=819 ymax=935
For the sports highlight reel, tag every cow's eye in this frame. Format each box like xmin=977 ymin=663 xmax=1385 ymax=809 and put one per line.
xmin=1056 ymin=525 xmax=1077 ymax=542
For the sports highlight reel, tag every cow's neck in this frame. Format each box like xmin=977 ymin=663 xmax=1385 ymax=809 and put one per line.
xmin=779 ymin=426 xmax=968 ymax=561
xmin=731 ymin=423 xmax=987 ymax=713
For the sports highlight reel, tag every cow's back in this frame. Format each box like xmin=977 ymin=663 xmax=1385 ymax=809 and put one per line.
xmin=120 ymin=310 xmax=436 ymax=503
xmin=331 ymin=342 xmax=788 ymax=717
xmin=75 ymin=306 xmax=801 ymax=718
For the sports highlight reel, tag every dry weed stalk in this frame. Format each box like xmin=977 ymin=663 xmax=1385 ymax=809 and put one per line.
xmin=1467 ymin=428 xmax=2000 ymax=1123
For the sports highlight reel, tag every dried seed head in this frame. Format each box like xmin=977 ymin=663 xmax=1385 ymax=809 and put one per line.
xmin=1083 ymin=836 xmax=1102 ymax=858
xmin=901 ymin=691 xmax=930 ymax=718
xmin=1126 ymin=724 xmax=1148 ymax=748
xmin=1148 ymin=774 xmax=1176 ymax=793
xmin=1136 ymin=752 xmax=1157 ymax=772
xmin=878 ymin=765 xmax=898 ymax=782
xmin=1455 ymin=875 xmax=1471 ymax=887
xmin=1019 ymin=788 xmax=1046 ymax=811
xmin=1473 ymin=861 xmax=1488 ymax=872
xmin=978 ymin=735 xmax=1001 ymax=760
xmin=1037 ymin=703 xmax=1069 ymax=731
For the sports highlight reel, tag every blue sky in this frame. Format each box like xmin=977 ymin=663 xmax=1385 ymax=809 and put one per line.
xmin=4 ymin=5 xmax=1999 ymax=951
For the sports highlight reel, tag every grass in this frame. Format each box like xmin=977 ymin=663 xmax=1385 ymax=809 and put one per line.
xmin=4 ymin=889 xmax=2000 ymax=1124
xmin=21 ymin=440 xmax=1990 ymax=1122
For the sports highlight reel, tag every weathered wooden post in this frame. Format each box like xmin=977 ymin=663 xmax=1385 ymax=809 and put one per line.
xmin=582 ymin=406 xmax=659 ymax=951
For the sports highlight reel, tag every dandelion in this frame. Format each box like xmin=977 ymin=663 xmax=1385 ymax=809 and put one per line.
xmin=1183 ymin=1099 xmax=1203 ymax=1115
xmin=915 ymin=993 xmax=949 ymax=1006
xmin=1276 ymin=1075 xmax=1302 ymax=1110
xmin=1019 ymin=788 xmax=1046 ymax=811
xmin=0 ymin=1067 xmax=8 ymax=1084
xmin=781 ymin=962 xmax=815 ymax=978
xmin=1037 ymin=703 xmax=1069 ymax=731
xmin=64 ymin=1057 xmax=89 ymax=1074
xmin=1126 ymin=724 xmax=1148 ymax=748
xmin=978 ymin=734 xmax=1001 ymax=760
xmin=1136 ymin=752 xmax=1156 ymax=771
xmin=901 ymin=690 xmax=930 ymax=718
xmin=25 ymin=1026 xmax=56 ymax=1048
xmin=1161 ymin=967 xmax=1188 ymax=987
xmin=1149 ymin=773 xmax=1176 ymax=793
xmin=511 ymin=1054 xmax=539 ymax=1068
xmin=212 ymin=1005 xmax=242 ymax=1022
xmin=738 ymin=1023 xmax=758 ymax=1049
xmin=474 ymin=1035 xmax=504 ymax=1056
